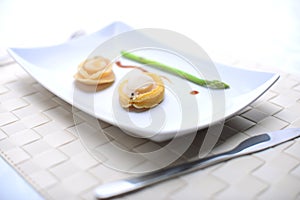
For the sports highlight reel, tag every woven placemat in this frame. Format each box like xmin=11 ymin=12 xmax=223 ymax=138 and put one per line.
xmin=0 ymin=61 xmax=300 ymax=200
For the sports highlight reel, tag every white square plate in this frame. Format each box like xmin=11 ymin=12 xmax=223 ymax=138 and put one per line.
xmin=8 ymin=22 xmax=279 ymax=142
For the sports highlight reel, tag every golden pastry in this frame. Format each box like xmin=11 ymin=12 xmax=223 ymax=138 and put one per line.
xmin=118 ymin=69 xmax=164 ymax=109
xmin=74 ymin=56 xmax=115 ymax=85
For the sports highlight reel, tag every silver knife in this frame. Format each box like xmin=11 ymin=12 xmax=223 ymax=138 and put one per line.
xmin=94 ymin=128 xmax=300 ymax=199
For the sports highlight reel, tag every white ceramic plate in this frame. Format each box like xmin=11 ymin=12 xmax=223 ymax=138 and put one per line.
xmin=8 ymin=22 xmax=279 ymax=142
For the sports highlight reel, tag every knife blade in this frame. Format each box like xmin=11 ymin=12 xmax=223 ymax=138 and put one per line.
xmin=94 ymin=128 xmax=300 ymax=199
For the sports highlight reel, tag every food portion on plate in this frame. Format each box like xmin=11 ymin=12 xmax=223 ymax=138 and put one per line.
xmin=74 ymin=56 xmax=115 ymax=85
xmin=74 ymin=51 xmax=230 ymax=112
xmin=118 ymin=69 xmax=165 ymax=110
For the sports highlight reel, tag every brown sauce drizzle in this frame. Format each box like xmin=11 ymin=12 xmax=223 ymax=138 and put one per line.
xmin=115 ymin=61 xmax=148 ymax=72
xmin=190 ymin=90 xmax=199 ymax=95
xmin=160 ymin=76 xmax=172 ymax=84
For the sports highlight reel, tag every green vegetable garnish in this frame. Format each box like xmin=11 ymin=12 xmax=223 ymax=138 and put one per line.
xmin=121 ymin=51 xmax=229 ymax=89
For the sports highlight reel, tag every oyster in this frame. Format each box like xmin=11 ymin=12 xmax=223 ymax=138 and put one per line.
xmin=74 ymin=56 xmax=115 ymax=85
xmin=118 ymin=69 xmax=164 ymax=109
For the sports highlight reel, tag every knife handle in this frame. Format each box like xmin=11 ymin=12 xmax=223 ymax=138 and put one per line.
xmin=94 ymin=134 xmax=270 ymax=199
xmin=94 ymin=154 xmax=230 ymax=199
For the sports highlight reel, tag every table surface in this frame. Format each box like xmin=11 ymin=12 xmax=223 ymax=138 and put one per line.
xmin=1 ymin=1 xmax=300 ymax=200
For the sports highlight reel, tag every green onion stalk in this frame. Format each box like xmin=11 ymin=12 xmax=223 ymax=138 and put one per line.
xmin=121 ymin=51 xmax=229 ymax=89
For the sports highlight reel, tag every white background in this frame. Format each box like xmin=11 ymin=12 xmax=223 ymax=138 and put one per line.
xmin=0 ymin=0 xmax=299 ymax=73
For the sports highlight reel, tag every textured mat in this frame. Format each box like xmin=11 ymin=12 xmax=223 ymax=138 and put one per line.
xmin=0 ymin=61 xmax=300 ymax=200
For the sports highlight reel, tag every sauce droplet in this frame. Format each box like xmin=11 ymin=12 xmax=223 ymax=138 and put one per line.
xmin=190 ymin=90 xmax=199 ymax=95
xmin=116 ymin=61 xmax=148 ymax=72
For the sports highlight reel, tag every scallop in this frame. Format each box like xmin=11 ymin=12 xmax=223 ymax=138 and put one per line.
xmin=118 ymin=69 xmax=165 ymax=109
xmin=74 ymin=56 xmax=115 ymax=85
